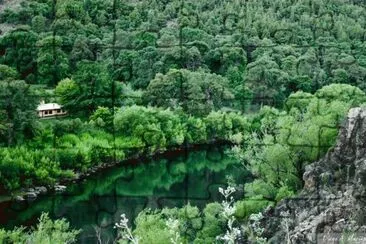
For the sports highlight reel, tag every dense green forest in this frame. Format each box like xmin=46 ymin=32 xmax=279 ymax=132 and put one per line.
xmin=1 ymin=0 xmax=366 ymax=242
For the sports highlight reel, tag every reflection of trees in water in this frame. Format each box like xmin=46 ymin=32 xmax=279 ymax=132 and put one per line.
xmin=7 ymin=145 xmax=241 ymax=241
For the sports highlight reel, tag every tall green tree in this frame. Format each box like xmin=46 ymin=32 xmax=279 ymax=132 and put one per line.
xmin=245 ymin=54 xmax=289 ymax=106
xmin=145 ymin=69 xmax=234 ymax=116
xmin=0 ymin=28 xmax=38 ymax=83
xmin=0 ymin=75 xmax=38 ymax=146
xmin=37 ymin=36 xmax=69 ymax=86
xmin=56 ymin=61 xmax=122 ymax=116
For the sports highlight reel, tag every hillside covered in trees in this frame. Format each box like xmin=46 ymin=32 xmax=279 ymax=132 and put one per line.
xmin=1 ymin=0 xmax=366 ymax=243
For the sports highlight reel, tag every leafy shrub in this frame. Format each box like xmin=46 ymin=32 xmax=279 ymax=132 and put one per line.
xmin=234 ymin=198 xmax=273 ymax=220
xmin=0 ymin=213 xmax=80 ymax=244
xmin=0 ymin=147 xmax=73 ymax=190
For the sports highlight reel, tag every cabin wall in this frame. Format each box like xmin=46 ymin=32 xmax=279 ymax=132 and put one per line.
xmin=38 ymin=109 xmax=67 ymax=118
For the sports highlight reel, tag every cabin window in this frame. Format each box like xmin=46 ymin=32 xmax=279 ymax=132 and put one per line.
xmin=49 ymin=110 xmax=53 ymax=115
xmin=44 ymin=111 xmax=48 ymax=115
xmin=57 ymin=109 xmax=61 ymax=113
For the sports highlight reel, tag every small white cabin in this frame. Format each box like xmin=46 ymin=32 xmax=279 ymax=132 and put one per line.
xmin=37 ymin=101 xmax=67 ymax=118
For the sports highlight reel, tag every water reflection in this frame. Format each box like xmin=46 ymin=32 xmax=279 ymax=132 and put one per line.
xmin=1 ymin=145 xmax=248 ymax=243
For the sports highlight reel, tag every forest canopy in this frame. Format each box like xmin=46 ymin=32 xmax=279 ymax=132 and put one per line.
xmin=1 ymin=0 xmax=366 ymax=243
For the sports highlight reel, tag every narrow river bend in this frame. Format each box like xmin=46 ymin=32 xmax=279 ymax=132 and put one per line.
xmin=0 ymin=144 xmax=248 ymax=243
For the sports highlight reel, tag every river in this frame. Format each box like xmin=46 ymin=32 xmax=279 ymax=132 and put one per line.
xmin=0 ymin=144 xmax=248 ymax=243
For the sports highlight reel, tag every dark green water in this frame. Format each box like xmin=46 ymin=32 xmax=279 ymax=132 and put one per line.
xmin=0 ymin=145 xmax=247 ymax=243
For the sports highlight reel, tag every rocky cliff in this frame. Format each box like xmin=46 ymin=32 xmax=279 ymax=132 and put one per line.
xmin=262 ymin=107 xmax=366 ymax=243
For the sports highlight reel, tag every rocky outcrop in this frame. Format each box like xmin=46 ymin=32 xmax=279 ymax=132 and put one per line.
xmin=13 ymin=186 xmax=49 ymax=202
xmin=262 ymin=107 xmax=366 ymax=243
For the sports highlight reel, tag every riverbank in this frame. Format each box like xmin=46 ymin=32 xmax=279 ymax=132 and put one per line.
xmin=3 ymin=140 xmax=233 ymax=203
xmin=0 ymin=143 xmax=245 ymax=241
xmin=0 ymin=106 xmax=249 ymax=195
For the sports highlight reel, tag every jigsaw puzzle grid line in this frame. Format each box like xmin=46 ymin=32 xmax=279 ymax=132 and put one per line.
xmin=1 ymin=0 xmax=366 ymax=242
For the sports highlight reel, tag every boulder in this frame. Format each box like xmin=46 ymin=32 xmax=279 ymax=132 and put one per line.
xmin=26 ymin=192 xmax=37 ymax=200
xmin=54 ymin=185 xmax=66 ymax=192
xmin=35 ymin=186 xmax=47 ymax=195
xmin=14 ymin=195 xmax=25 ymax=202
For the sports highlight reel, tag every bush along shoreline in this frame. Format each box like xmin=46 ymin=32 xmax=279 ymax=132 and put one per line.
xmin=0 ymin=106 xmax=249 ymax=198
xmin=9 ymin=140 xmax=235 ymax=203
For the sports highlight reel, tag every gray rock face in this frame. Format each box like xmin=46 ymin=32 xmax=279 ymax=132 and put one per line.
xmin=262 ymin=107 xmax=366 ymax=243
